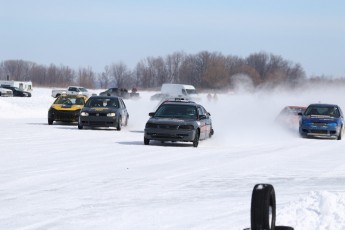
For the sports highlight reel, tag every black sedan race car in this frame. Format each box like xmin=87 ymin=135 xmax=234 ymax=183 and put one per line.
xmin=144 ymin=99 xmax=214 ymax=147
xmin=78 ymin=96 xmax=129 ymax=131
xmin=48 ymin=94 xmax=87 ymax=125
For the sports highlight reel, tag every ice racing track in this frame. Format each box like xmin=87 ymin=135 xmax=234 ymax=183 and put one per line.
xmin=1 ymin=88 xmax=345 ymax=229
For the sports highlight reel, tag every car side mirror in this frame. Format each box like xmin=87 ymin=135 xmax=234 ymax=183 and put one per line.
xmin=298 ymin=112 xmax=303 ymax=116
xmin=207 ymin=112 xmax=211 ymax=116
xmin=149 ymin=112 xmax=155 ymax=117
xmin=199 ymin=115 xmax=206 ymax=120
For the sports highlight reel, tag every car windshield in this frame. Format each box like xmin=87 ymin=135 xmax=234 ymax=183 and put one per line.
xmin=305 ymin=106 xmax=340 ymax=118
xmin=86 ymin=98 xmax=119 ymax=108
xmin=55 ymin=97 xmax=85 ymax=105
xmin=186 ymin=89 xmax=197 ymax=95
xmin=154 ymin=104 xmax=197 ymax=119
xmin=79 ymin=88 xmax=88 ymax=92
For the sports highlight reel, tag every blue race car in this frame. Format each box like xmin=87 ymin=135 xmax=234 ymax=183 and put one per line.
xmin=299 ymin=103 xmax=344 ymax=140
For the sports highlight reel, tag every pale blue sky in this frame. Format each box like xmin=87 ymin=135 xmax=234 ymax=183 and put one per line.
xmin=1 ymin=0 xmax=344 ymax=77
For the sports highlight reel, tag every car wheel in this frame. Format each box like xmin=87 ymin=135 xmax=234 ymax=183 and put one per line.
xmin=337 ymin=126 xmax=343 ymax=140
xmin=56 ymin=94 xmax=61 ymax=98
xmin=125 ymin=115 xmax=129 ymax=126
xmin=251 ymin=184 xmax=276 ymax=230
xmin=209 ymin=128 xmax=214 ymax=138
xmin=144 ymin=137 xmax=150 ymax=145
xmin=48 ymin=118 xmax=54 ymax=125
xmin=275 ymin=226 xmax=294 ymax=230
xmin=117 ymin=117 xmax=122 ymax=131
xmin=78 ymin=118 xmax=83 ymax=129
xmin=193 ymin=130 xmax=200 ymax=147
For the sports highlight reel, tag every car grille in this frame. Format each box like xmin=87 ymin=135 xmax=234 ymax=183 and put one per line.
xmin=309 ymin=130 xmax=328 ymax=134
xmin=54 ymin=110 xmax=78 ymax=121
xmin=89 ymin=113 xmax=107 ymax=117
xmin=147 ymin=124 xmax=179 ymax=129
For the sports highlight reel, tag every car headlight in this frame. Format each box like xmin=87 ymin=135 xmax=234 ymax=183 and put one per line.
xmin=302 ymin=120 xmax=313 ymax=125
xmin=179 ymin=125 xmax=194 ymax=130
xmin=107 ymin=112 xmax=116 ymax=117
xmin=328 ymin=122 xmax=338 ymax=127
xmin=80 ymin=112 xmax=89 ymax=116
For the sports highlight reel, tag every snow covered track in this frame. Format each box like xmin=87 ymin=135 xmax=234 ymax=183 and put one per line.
xmin=1 ymin=87 xmax=345 ymax=229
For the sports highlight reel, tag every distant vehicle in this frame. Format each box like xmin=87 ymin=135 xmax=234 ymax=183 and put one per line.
xmin=0 ymin=86 xmax=13 ymax=97
xmin=299 ymin=103 xmax=344 ymax=140
xmin=48 ymin=94 xmax=87 ymax=125
xmin=144 ymin=98 xmax=214 ymax=147
xmin=275 ymin=106 xmax=306 ymax=127
xmin=100 ymin=87 xmax=140 ymax=99
xmin=78 ymin=95 xmax=129 ymax=131
xmin=99 ymin=87 xmax=130 ymax=99
xmin=51 ymin=86 xmax=90 ymax=98
xmin=160 ymin=83 xmax=200 ymax=101
xmin=0 ymin=85 xmax=31 ymax=97
xmin=150 ymin=93 xmax=169 ymax=101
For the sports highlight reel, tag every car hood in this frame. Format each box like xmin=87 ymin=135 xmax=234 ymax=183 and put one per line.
xmin=82 ymin=107 xmax=119 ymax=113
xmin=148 ymin=117 xmax=195 ymax=125
xmin=51 ymin=104 xmax=83 ymax=111
xmin=302 ymin=115 xmax=340 ymax=123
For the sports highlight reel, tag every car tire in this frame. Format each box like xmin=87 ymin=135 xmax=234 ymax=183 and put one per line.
xmin=117 ymin=117 xmax=122 ymax=131
xmin=56 ymin=94 xmax=61 ymax=98
xmin=337 ymin=126 xmax=343 ymax=140
xmin=275 ymin=226 xmax=294 ymax=230
xmin=251 ymin=184 xmax=276 ymax=230
xmin=144 ymin=137 xmax=150 ymax=145
xmin=209 ymin=128 xmax=214 ymax=138
xmin=48 ymin=118 xmax=54 ymax=125
xmin=125 ymin=115 xmax=129 ymax=126
xmin=78 ymin=118 xmax=83 ymax=129
xmin=193 ymin=130 xmax=200 ymax=147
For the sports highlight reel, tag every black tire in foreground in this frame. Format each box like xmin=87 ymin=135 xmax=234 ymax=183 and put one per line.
xmin=144 ymin=137 xmax=150 ymax=145
xmin=251 ymin=184 xmax=276 ymax=230
xmin=193 ymin=130 xmax=200 ymax=147
xmin=117 ymin=117 xmax=122 ymax=131
xmin=48 ymin=118 xmax=54 ymax=125
xmin=275 ymin=226 xmax=294 ymax=230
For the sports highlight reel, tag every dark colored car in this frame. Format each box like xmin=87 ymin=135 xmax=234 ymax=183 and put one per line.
xmin=299 ymin=103 xmax=344 ymax=140
xmin=99 ymin=88 xmax=130 ymax=99
xmin=78 ymin=96 xmax=129 ymax=131
xmin=144 ymin=99 xmax=214 ymax=147
xmin=48 ymin=95 xmax=87 ymax=125
xmin=1 ymin=85 xmax=31 ymax=97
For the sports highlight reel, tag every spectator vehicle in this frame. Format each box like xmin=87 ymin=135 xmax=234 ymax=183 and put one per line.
xmin=275 ymin=106 xmax=306 ymax=127
xmin=299 ymin=103 xmax=344 ymax=140
xmin=144 ymin=98 xmax=214 ymax=147
xmin=0 ymin=85 xmax=31 ymax=97
xmin=0 ymin=86 xmax=13 ymax=97
xmin=78 ymin=95 xmax=129 ymax=130
xmin=48 ymin=94 xmax=87 ymax=125
xmin=51 ymin=86 xmax=90 ymax=98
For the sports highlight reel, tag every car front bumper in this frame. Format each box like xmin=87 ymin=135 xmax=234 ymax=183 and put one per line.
xmin=299 ymin=124 xmax=341 ymax=139
xmin=79 ymin=115 xmax=118 ymax=127
xmin=48 ymin=109 xmax=80 ymax=122
xmin=144 ymin=128 xmax=197 ymax=142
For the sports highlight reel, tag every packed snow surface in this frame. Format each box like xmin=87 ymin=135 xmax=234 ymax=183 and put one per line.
xmin=1 ymin=87 xmax=345 ymax=230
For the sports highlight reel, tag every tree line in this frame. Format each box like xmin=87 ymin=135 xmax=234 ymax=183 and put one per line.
xmin=0 ymin=51 xmax=321 ymax=90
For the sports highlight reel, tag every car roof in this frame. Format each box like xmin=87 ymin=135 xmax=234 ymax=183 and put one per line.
xmin=160 ymin=98 xmax=197 ymax=106
xmin=308 ymin=103 xmax=339 ymax=107
xmin=89 ymin=95 xmax=120 ymax=99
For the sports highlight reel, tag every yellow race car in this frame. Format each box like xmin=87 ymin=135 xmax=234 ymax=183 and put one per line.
xmin=48 ymin=94 xmax=87 ymax=125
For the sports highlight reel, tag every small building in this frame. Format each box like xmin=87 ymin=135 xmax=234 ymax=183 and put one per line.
xmin=0 ymin=80 xmax=33 ymax=91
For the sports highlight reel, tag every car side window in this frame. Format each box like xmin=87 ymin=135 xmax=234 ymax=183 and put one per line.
xmin=120 ymin=99 xmax=126 ymax=108
xmin=197 ymin=107 xmax=205 ymax=118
